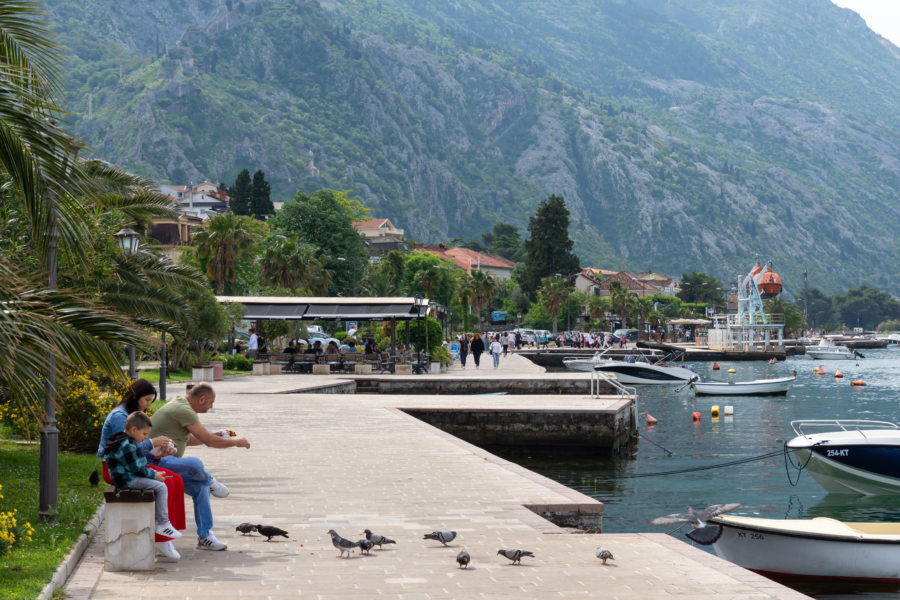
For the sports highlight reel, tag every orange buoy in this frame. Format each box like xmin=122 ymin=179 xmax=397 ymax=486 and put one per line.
xmin=692 ymin=411 xmax=702 ymax=422
xmin=768 ymin=357 xmax=777 ymax=365
xmin=817 ymin=365 xmax=826 ymax=375
xmin=644 ymin=411 xmax=658 ymax=425
xmin=835 ymin=368 xmax=844 ymax=378
xmin=713 ymin=362 xmax=720 ymax=370
xmin=851 ymin=380 xmax=866 ymax=386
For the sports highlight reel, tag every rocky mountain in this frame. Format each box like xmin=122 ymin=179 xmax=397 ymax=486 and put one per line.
xmin=45 ymin=0 xmax=900 ymax=292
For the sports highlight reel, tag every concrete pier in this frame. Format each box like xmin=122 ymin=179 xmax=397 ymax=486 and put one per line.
xmin=63 ymin=353 xmax=807 ymax=599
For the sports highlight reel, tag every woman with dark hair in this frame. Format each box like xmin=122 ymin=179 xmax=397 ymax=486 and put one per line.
xmin=97 ymin=378 xmax=186 ymax=561
xmin=469 ymin=333 xmax=485 ymax=369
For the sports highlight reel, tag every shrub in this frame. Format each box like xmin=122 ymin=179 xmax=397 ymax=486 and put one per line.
xmin=56 ymin=372 xmax=120 ymax=453
xmin=223 ymin=354 xmax=253 ymax=371
xmin=0 ymin=484 xmax=34 ymax=559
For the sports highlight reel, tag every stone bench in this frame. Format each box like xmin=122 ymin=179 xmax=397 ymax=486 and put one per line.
xmin=104 ymin=486 xmax=155 ymax=571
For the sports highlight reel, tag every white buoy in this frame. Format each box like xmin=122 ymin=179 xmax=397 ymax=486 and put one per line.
xmin=724 ymin=405 xmax=734 ymax=415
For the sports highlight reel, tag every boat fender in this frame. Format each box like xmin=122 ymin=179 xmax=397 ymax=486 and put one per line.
xmin=850 ymin=380 xmax=866 ymax=386
xmin=834 ymin=368 xmax=843 ymax=378
xmin=711 ymin=405 xmax=719 ymax=417
xmin=692 ymin=411 xmax=701 ymax=422
xmin=712 ymin=362 xmax=720 ymax=370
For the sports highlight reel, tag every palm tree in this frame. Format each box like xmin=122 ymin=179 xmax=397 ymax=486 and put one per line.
xmin=192 ymin=212 xmax=259 ymax=294
xmin=609 ymin=282 xmax=636 ymax=330
xmin=634 ymin=297 xmax=654 ymax=339
xmin=469 ymin=270 xmax=496 ymax=329
xmin=261 ymin=235 xmax=330 ymax=294
xmin=538 ymin=276 xmax=571 ymax=333
xmin=584 ymin=294 xmax=610 ymax=330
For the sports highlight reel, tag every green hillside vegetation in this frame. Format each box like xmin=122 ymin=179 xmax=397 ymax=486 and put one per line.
xmin=44 ymin=0 xmax=900 ymax=293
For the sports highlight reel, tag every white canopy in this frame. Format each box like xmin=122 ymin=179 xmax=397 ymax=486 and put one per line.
xmin=668 ymin=318 xmax=711 ymax=325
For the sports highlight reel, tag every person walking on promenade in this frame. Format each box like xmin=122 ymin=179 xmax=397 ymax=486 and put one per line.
xmin=97 ymin=378 xmax=186 ymax=561
xmin=502 ymin=331 xmax=511 ymax=356
xmin=470 ymin=333 xmax=485 ymax=369
xmin=490 ymin=335 xmax=503 ymax=369
xmin=150 ymin=382 xmax=251 ymax=551
xmin=458 ymin=333 xmax=469 ymax=369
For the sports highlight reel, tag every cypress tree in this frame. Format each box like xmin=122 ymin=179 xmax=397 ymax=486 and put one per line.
xmin=249 ymin=169 xmax=274 ymax=219
xmin=517 ymin=194 xmax=581 ymax=299
xmin=229 ymin=169 xmax=252 ymax=215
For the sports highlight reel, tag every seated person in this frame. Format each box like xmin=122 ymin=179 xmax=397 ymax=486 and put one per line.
xmin=105 ymin=411 xmax=182 ymax=541
xmin=325 ymin=340 xmax=340 ymax=355
xmin=340 ymin=340 xmax=358 ymax=353
xmin=307 ymin=340 xmax=323 ymax=355
xmin=364 ymin=339 xmax=378 ymax=354
xmin=283 ymin=341 xmax=298 ymax=355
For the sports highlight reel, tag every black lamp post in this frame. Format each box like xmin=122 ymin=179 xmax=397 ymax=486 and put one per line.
xmin=114 ymin=227 xmax=141 ymax=379
xmin=414 ymin=294 xmax=423 ymax=371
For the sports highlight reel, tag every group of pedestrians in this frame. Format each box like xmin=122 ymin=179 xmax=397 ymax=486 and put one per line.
xmin=454 ymin=332 xmax=505 ymax=369
xmin=97 ymin=379 xmax=250 ymax=560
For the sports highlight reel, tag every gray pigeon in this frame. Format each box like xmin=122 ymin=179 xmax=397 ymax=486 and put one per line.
xmin=456 ymin=549 xmax=471 ymax=569
xmin=423 ymin=530 xmax=457 ymax=546
xmin=328 ymin=529 xmax=360 ymax=558
xmin=595 ymin=547 xmax=614 ymax=565
xmin=364 ymin=529 xmax=396 ymax=549
xmin=235 ymin=523 xmax=257 ymax=536
xmin=358 ymin=538 xmax=374 ymax=555
xmin=497 ymin=548 xmax=534 ymax=564
xmin=650 ymin=502 xmax=742 ymax=545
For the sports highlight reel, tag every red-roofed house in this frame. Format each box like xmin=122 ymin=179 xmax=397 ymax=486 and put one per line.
xmin=351 ymin=218 xmax=409 ymax=255
xmin=595 ymin=271 xmax=660 ymax=297
xmin=422 ymin=245 xmax=516 ymax=279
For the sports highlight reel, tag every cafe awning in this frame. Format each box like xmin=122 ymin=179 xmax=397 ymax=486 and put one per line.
xmin=668 ymin=318 xmax=711 ymax=325
xmin=216 ymin=296 xmax=425 ymax=321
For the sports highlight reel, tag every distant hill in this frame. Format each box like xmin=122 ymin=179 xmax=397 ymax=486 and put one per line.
xmin=46 ymin=0 xmax=900 ymax=293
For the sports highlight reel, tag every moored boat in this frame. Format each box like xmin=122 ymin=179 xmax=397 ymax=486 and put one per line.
xmin=806 ymin=338 xmax=857 ymax=360
xmin=690 ymin=374 xmax=796 ymax=396
xmin=710 ymin=514 xmax=900 ymax=583
xmin=786 ymin=419 xmax=900 ymax=495
xmin=589 ymin=357 xmax=697 ymax=385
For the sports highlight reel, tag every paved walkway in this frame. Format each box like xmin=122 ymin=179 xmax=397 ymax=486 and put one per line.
xmin=65 ymin=353 xmax=807 ymax=599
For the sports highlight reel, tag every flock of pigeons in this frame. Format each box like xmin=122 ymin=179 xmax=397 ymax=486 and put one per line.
xmin=232 ymin=502 xmax=740 ymax=569
xmin=236 ymin=523 xmax=616 ymax=568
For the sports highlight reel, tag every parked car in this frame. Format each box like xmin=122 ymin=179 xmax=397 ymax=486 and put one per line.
xmin=612 ymin=328 xmax=639 ymax=343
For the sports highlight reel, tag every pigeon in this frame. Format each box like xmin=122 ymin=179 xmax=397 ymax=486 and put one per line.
xmin=255 ymin=525 xmax=289 ymax=542
xmin=497 ymin=548 xmax=534 ymax=564
xmin=89 ymin=467 xmax=99 ymax=487
xmin=650 ymin=502 xmax=742 ymax=545
xmin=423 ymin=530 xmax=457 ymax=546
xmin=364 ymin=529 xmax=396 ymax=549
xmin=358 ymin=538 xmax=374 ymax=555
xmin=328 ymin=529 xmax=359 ymax=558
xmin=235 ymin=523 xmax=257 ymax=536
xmin=456 ymin=549 xmax=471 ymax=569
xmin=596 ymin=547 xmax=614 ymax=565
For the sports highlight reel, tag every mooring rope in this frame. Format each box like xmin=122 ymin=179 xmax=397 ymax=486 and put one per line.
xmin=611 ymin=448 xmax=787 ymax=479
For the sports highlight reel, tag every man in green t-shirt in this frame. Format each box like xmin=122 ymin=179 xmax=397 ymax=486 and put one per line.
xmin=151 ymin=383 xmax=250 ymax=551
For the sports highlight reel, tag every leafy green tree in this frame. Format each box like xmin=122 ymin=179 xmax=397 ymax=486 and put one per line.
xmin=229 ymin=169 xmax=252 ymax=215
xmin=333 ymin=190 xmax=369 ymax=220
xmin=517 ymin=195 xmax=580 ymax=299
xmin=764 ymin=296 xmax=805 ymax=335
xmin=482 ymin=222 xmax=524 ymax=261
xmin=832 ymin=286 xmax=900 ymax=330
xmin=268 ymin=189 xmax=366 ymax=293
xmin=795 ymin=287 xmax=832 ymax=329
xmin=609 ymin=281 xmax=636 ymax=329
xmin=678 ymin=272 xmax=725 ymax=306
xmin=192 ymin=212 xmax=260 ymax=294
xmin=537 ymin=275 xmax=571 ymax=333
xmin=249 ymin=169 xmax=274 ymax=219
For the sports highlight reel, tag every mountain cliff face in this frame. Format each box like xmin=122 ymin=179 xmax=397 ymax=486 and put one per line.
xmin=47 ymin=0 xmax=900 ymax=292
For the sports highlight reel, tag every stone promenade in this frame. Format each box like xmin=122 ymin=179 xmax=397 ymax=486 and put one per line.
xmin=64 ymin=353 xmax=807 ymax=599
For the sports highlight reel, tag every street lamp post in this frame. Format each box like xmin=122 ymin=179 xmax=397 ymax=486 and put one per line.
xmin=114 ymin=227 xmax=141 ymax=379
xmin=414 ymin=295 xmax=423 ymax=371
xmin=336 ymin=256 xmax=360 ymax=296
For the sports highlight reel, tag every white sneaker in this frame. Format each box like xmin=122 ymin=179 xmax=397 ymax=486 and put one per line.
xmin=197 ymin=532 xmax=227 ymax=551
xmin=209 ymin=478 xmax=229 ymax=498
xmin=155 ymin=540 xmax=181 ymax=561
xmin=155 ymin=522 xmax=182 ymax=538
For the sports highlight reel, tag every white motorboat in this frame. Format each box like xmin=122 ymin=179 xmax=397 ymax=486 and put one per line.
xmin=710 ymin=514 xmax=900 ymax=583
xmin=690 ymin=374 xmax=795 ymax=396
xmin=786 ymin=419 xmax=900 ymax=495
xmin=590 ymin=357 xmax=697 ymax=385
xmin=806 ymin=338 xmax=857 ymax=360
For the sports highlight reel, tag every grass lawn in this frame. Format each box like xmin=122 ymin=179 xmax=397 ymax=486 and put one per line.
xmin=138 ymin=368 xmax=249 ymax=384
xmin=0 ymin=440 xmax=104 ymax=600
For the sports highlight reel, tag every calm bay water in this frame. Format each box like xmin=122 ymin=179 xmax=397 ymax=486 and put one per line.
xmin=524 ymin=347 xmax=900 ymax=598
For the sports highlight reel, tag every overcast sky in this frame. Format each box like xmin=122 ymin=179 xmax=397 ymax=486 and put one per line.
xmin=832 ymin=0 xmax=900 ymax=47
